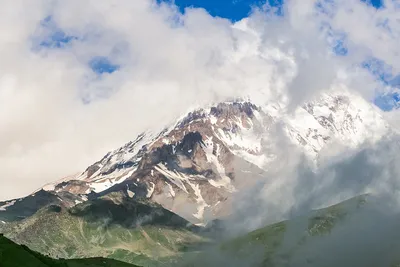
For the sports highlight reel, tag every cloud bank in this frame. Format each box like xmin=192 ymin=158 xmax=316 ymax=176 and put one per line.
xmin=1 ymin=0 xmax=400 ymax=200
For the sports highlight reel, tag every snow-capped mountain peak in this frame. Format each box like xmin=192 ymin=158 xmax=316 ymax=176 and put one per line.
xmin=4 ymin=89 xmax=390 ymax=225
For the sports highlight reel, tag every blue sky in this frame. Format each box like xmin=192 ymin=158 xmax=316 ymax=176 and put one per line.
xmin=38 ymin=16 xmax=119 ymax=75
xmin=168 ymin=0 xmax=382 ymax=20
xmin=89 ymin=57 xmax=120 ymax=75
xmin=170 ymin=0 xmax=284 ymax=20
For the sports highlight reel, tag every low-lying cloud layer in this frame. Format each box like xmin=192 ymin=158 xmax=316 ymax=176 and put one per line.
xmin=196 ymin=131 xmax=400 ymax=266
xmin=229 ymin=133 xmax=400 ymax=230
xmin=1 ymin=0 xmax=400 ymax=200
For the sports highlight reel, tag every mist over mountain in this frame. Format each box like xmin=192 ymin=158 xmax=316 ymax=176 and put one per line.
xmin=2 ymin=0 xmax=400 ymax=266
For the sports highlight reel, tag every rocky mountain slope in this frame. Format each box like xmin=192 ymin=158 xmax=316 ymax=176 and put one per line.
xmin=0 ymin=89 xmax=390 ymax=227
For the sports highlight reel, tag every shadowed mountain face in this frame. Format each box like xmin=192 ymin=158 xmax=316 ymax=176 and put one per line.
xmin=0 ymin=190 xmax=83 ymax=223
xmin=68 ymin=197 xmax=193 ymax=229
xmin=0 ymin=233 xmax=139 ymax=267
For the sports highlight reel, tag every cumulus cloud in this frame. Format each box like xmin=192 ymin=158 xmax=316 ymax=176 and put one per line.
xmin=1 ymin=0 xmax=400 ymax=200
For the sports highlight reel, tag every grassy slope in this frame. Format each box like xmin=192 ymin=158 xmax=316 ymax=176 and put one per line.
xmin=1 ymin=193 xmax=369 ymax=267
xmin=0 ymin=234 xmax=139 ymax=267
xmin=2 ymin=193 xmax=208 ymax=267
xmin=7 ymin=190 xmax=394 ymax=267
xmin=223 ymin=196 xmax=367 ymax=266
xmin=178 ymin=195 xmax=375 ymax=267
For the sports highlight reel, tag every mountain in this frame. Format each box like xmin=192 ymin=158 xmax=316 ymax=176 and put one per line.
xmin=0 ymin=233 xmax=139 ymax=267
xmin=0 ymin=89 xmax=392 ymax=266
xmin=0 ymin=89 xmax=389 ymax=227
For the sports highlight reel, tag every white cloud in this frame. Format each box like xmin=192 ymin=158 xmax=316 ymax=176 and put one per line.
xmin=1 ymin=0 xmax=400 ymax=200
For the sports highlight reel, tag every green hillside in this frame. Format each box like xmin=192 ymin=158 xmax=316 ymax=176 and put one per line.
xmin=5 ymin=193 xmax=400 ymax=267
xmin=1 ymin=192 xmax=208 ymax=267
xmin=0 ymin=233 xmax=139 ymax=267
xmin=178 ymin=194 xmax=400 ymax=267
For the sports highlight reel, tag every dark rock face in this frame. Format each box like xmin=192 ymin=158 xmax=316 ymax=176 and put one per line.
xmin=176 ymin=111 xmax=207 ymax=129
xmin=178 ymin=132 xmax=205 ymax=153
xmin=210 ymin=102 xmax=258 ymax=119
xmin=0 ymin=190 xmax=79 ymax=222
xmin=85 ymin=164 xmax=100 ymax=178
xmin=101 ymin=161 xmax=137 ymax=176
xmin=140 ymin=131 xmax=209 ymax=177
